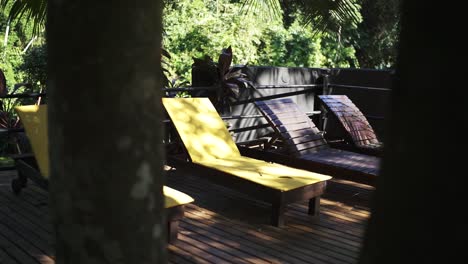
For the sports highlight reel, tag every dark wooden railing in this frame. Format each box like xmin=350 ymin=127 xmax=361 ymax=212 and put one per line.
xmin=1 ymin=75 xmax=390 ymax=168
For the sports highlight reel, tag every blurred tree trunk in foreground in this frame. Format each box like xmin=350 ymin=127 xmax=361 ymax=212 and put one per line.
xmin=47 ymin=0 xmax=166 ymax=263
xmin=359 ymin=0 xmax=440 ymax=263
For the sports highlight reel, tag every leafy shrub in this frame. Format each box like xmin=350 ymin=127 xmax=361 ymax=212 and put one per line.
xmin=163 ymin=0 xmax=359 ymax=83
xmin=18 ymin=43 xmax=47 ymax=91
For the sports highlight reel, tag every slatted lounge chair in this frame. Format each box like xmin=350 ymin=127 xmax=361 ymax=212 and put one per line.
xmin=12 ymin=105 xmax=194 ymax=242
xmin=318 ymin=95 xmax=383 ymax=156
xmin=242 ymin=98 xmax=380 ymax=187
xmin=162 ymin=97 xmax=332 ymax=227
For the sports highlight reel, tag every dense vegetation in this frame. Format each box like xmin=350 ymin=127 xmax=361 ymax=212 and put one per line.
xmin=163 ymin=0 xmax=360 ymax=84
xmin=0 ymin=2 xmax=46 ymax=156
xmin=0 ymin=3 xmax=45 ymax=91
xmin=0 ymin=0 xmax=399 ymax=89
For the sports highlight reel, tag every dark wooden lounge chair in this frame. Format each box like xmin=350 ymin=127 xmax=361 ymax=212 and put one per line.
xmin=318 ymin=95 xmax=383 ymax=156
xmin=162 ymin=97 xmax=332 ymax=227
xmin=241 ymin=98 xmax=380 ymax=187
xmin=12 ymin=105 xmax=194 ymax=242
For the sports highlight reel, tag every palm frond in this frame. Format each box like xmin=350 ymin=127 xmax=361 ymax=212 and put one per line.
xmin=241 ymin=0 xmax=283 ymax=22
xmin=300 ymin=0 xmax=361 ymax=33
xmin=241 ymin=0 xmax=361 ymax=34
xmin=0 ymin=0 xmax=47 ymax=35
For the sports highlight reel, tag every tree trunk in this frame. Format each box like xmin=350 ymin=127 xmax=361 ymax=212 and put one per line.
xmin=358 ymin=1 xmax=439 ymax=263
xmin=47 ymin=1 xmax=166 ymax=263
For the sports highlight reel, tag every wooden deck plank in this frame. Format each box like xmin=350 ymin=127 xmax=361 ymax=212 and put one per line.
xmin=0 ymin=225 xmax=48 ymax=264
xmin=0 ymin=209 xmax=54 ymax=256
xmin=168 ymin=241 xmax=219 ymax=264
xmin=0 ymin=190 xmax=53 ymax=235
xmin=167 ymin=174 xmax=366 ymax=263
xmin=188 ymin=204 xmax=361 ymax=257
xmin=168 ymin=253 xmax=197 ymax=264
xmin=185 ymin=205 xmax=356 ymax=264
xmin=167 ymin=181 xmax=343 ymax=263
xmin=179 ymin=215 xmax=284 ymax=264
xmin=185 ymin=209 xmax=331 ymax=264
xmin=179 ymin=221 xmax=274 ymax=264
xmin=0 ymin=248 xmax=19 ymax=264
xmin=1 ymin=166 xmax=371 ymax=264
xmin=176 ymin=233 xmax=250 ymax=264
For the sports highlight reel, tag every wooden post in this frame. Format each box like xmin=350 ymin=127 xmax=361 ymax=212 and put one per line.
xmin=271 ymin=195 xmax=286 ymax=227
xmin=318 ymin=70 xmax=331 ymax=132
xmin=308 ymin=196 xmax=320 ymax=216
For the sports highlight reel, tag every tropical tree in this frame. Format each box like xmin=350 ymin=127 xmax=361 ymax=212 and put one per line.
xmin=354 ymin=0 xmax=400 ymax=68
xmin=241 ymin=0 xmax=362 ymax=33
xmin=2 ymin=0 xmax=363 ymax=45
xmin=242 ymin=0 xmax=400 ymax=68
xmin=0 ymin=0 xmax=46 ymax=34
xmin=2 ymin=0 xmax=400 ymax=69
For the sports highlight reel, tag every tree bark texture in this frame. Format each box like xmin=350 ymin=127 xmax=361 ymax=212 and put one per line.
xmin=358 ymin=1 xmax=439 ymax=263
xmin=47 ymin=1 xmax=166 ymax=263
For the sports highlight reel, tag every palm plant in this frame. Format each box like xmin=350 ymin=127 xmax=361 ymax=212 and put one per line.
xmin=2 ymin=0 xmax=361 ymax=39
xmin=0 ymin=0 xmax=46 ymax=35
xmin=191 ymin=46 xmax=253 ymax=111
xmin=241 ymin=0 xmax=361 ymax=34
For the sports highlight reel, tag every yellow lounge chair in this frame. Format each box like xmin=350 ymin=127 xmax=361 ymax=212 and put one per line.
xmin=162 ymin=97 xmax=331 ymax=226
xmin=12 ymin=105 xmax=193 ymax=242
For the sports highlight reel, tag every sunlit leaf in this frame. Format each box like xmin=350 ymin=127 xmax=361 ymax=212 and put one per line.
xmin=0 ymin=0 xmax=47 ymax=35
xmin=241 ymin=0 xmax=361 ymax=34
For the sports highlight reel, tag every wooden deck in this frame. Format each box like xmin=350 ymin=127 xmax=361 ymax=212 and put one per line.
xmin=0 ymin=167 xmax=373 ymax=264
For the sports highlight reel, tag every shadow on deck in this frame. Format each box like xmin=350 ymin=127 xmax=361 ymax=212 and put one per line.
xmin=0 ymin=167 xmax=373 ymax=264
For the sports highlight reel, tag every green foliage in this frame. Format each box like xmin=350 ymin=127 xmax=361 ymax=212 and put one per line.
xmin=163 ymin=0 xmax=272 ymax=83
xmin=353 ymin=0 xmax=400 ymax=68
xmin=255 ymin=18 xmax=327 ymax=67
xmin=0 ymin=3 xmax=44 ymax=155
xmin=241 ymin=0 xmax=362 ymax=35
xmin=0 ymin=0 xmax=47 ymax=35
xmin=163 ymin=0 xmax=359 ymax=83
xmin=18 ymin=42 xmax=47 ymax=90
xmin=0 ymin=156 xmax=14 ymax=167
xmin=1 ymin=2 xmax=44 ymax=89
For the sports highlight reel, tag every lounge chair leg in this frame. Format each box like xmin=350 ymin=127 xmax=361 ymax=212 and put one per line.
xmin=168 ymin=220 xmax=179 ymax=243
xmin=271 ymin=202 xmax=285 ymax=227
xmin=308 ymin=196 xmax=320 ymax=216
xmin=11 ymin=171 xmax=28 ymax=195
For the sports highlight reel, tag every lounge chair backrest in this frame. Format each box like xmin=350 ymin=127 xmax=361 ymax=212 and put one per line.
xmin=162 ymin=98 xmax=241 ymax=162
xmin=15 ymin=104 xmax=194 ymax=208
xmin=318 ymin=95 xmax=379 ymax=147
xmin=255 ymin=99 xmax=329 ymax=157
xmin=15 ymin=105 xmax=49 ymax=177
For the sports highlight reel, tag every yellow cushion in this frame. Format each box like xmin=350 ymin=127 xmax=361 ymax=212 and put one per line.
xmin=15 ymin=105 xmax=193 ymax=207
xmin=164 ymin=186 xmax=194 ymax=208
xmin=199 ymin=156 xmax=331 ymax=191
xmin=162 ymin=98 xmax=331 ymax=191
xmin=15 ymin=105 xmax=50 ymax=178
xmin=162 ymin=98 xmax=241 ymax=163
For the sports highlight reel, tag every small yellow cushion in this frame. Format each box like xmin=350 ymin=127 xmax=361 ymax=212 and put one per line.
xmin=15 ymin=104 xmax=193 ymax=208
xmin=164 ymin=186 xmax=194 ymax=208
xmin=162 ymin=98 xmax=331 ymax=191
xmin=199 ymin=156 xmax=331 ymax=191
xmin=15 ymin=105 xmax=50 ymax=178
